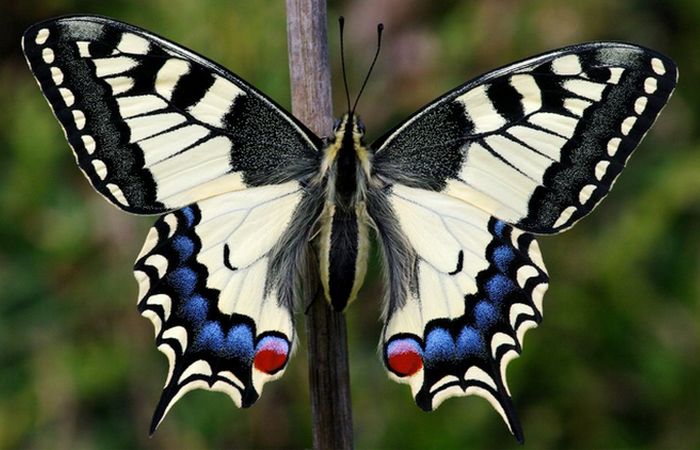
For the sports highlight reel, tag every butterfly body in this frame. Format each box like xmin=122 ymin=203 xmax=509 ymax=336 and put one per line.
xmin=22 ymin=15 xmax=677 ymax=441
xmin=317 ymin=113 xmax=373 ymax=310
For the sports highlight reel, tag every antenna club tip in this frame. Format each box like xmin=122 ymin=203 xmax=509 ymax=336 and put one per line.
xmin=378 ymin=23 xmax=384 ymax=31
xmin=339 ymin=16 xmax=345 ymax=24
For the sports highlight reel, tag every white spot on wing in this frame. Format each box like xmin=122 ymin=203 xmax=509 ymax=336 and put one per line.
xmin=82 ymin=135 xmax=96 ymax=154
xmin=162 ymin=326 xmax=188 ymax=351
xmin=651 ymin=57 xmax=666 ymax=75
xmin=157 ymin=343 xmax=176 ymax=386
xmin=178 ymin=360 xmax=213 ymax=383
xmin=644 ymin=77 xmax=658 ymax=94
xmin=146 ymin=294 xmax=172 ymax=320
xmin=551 ymin=54 xmax=581 ymax=75
xmin=35 ymin=28 xmax=50 ymax=45
xmin=595 ymin=160 xmax=610 ymax=180
xmin=429 ymin=375 xmax=460 ymax=394
xmin=156 ymin=214 xmax=177 ymax=240
xmin=456 ymin=84 xmax=506 ymax=133
xmin=117 ymin=32 xmax=150 ymax=55
xmin=137 ymin=226 xmax=160 ymax=261
xmin=578 ymin=184 xmax=596 ymax=205
xmin=564 ymin=98 xmax=592 ymax=117
xmin=188 ymin=75 xmax=245 ymax=127
xmin=516 ymin=265 xmax=539 ymax=288
xmin=134 ymin=270 xmax=150 ymax=303
xmin=145 ymin=254 xmax=169 ymax=278
xmin=156 ymin=58 xmax=190 ymax=100
xmin=106 ymin=183 xmax=129 ymax=206
xmin=608 ymin=67 xmax=624 ymax=84
xmin=532 ymin=282 xmax=547 ymax=313
xmin=50 ymin=67 xmax=64 ymax=85
xmin=92 ymin=159 xmax=107 ymax=179
xmin=58 ymin=87 xmax=74 ymax=106
xmin=553 ymin=205 xmax=577 ymax=229
xmin=72 ymin=110 xmax=86 ymax=130
xmin=509 ymin=74 xmax=541 ymax=114
xmin=509 ymin=303 xmax=535 ymax=329
xmin=634 ymin=96 xmax=648 ymax=115
xmin=621 ymin=116 xmax=636 ymax=136
xmin=41 ymin=48 xmax=54 ymax=63
xmin=491 ymin=332 xmax=516 ymax=359
xmin=104 ymin=76 xmax=134 ymax=95
xmin=76 ymin=41 xmax=91 ymax=57
xmin=607 ymin=138 xmax=621 ymax=157
xmin=464 ymin=366 xmax=497 ymax=390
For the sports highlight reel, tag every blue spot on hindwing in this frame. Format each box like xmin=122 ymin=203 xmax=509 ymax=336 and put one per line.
xmin=225 ymin=324 xmax=255 ymax=361
xmin=168 ymin=267 xmax=197 ymax=296
xmin=195 ymin=321 xmax=225 ymax=353
xmin=456 ymin=326 xmax=485 ymax=357
xmin=424 ymin=327 xmax=455 ymax=365
xmin=182 ymin=295 xmax=208 ymax=325
xmin=486 ymin=273 xmax=516 ymax=303
xmin=172 ymin=235 xmax=194 ymax=262
xmin=474 ymin=300 xmax=497 ymax=328
xmin=493 ymin=220 xmax=506 ymax=238
xmin=180 ymin=207 xmax=195 ymax=228
xmin=492 ymin=245 xmax=515 ymax=272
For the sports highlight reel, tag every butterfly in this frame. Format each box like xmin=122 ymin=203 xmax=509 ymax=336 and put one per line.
xmin=22 ymin=15 xmax=677 ymax=442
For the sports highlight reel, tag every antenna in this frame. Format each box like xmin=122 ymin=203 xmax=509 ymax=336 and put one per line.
xmin=339 ymin=17 xmax=351 ymax=113
xmin=352 ymin=23 xmax=383 ymax=114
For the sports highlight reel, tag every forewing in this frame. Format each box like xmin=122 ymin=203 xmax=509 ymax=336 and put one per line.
xmin=372 ymin=43 xmax=677 ymax=233
xmin=133 ymin=181 xmax=321 ymax=432
xmin=22 ymin=16 xmax=320 ymax=214
xmin=370 ymin=185 xmax=548 ymax=442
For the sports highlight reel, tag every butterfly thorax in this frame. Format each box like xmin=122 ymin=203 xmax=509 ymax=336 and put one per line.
xmin=317 ymin=113 xmax=372 ymax=311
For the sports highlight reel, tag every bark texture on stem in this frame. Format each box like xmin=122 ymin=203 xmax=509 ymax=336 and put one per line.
xmin=285 ymin=1 xmax=354 ymax=449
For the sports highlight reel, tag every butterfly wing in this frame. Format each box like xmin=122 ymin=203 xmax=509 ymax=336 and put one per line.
xmin=22 ymin=15 xmax=321 ymax=214
xmin=134 ymin=181 xmax=322 ymax=432
xmin=372 ymin=42 xmax=677 ymax=233
xmin=23 ymin=16 xmax=324 ymax=430
xmin=369 ymin=185 xmax=547 ymax=442
xmin=369 ymin=43 xmax=676 ymax=441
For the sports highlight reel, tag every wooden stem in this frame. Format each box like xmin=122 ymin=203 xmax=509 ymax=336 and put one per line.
xmin=285 ymin=1 xmax=354 ymax=449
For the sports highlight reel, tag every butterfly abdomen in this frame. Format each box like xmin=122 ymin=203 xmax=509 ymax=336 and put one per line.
xmin=317 ymin=203 xmax=370 ymax=310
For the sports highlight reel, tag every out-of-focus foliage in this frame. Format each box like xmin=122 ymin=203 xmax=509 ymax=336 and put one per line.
xmin=1 ymin=0 xmax=698 ymax=448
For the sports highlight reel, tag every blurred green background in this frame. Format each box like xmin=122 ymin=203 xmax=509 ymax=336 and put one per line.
xmin=1 ymin=0 xmax=698 ymax=448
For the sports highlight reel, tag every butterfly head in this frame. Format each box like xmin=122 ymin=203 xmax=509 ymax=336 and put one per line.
xmin=332 ymin=112 xmax=367 ymax=144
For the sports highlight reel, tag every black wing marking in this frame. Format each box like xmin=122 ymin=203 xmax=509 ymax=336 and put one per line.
xmin=372 ymin=42 xmax=677 ymax=234
xmin=22 ymin=16 xmax=321 ymax=214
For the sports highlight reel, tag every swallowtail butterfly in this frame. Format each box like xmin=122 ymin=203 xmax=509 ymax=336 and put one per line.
xmin=22 ymin=15 xmax=677 ymax=441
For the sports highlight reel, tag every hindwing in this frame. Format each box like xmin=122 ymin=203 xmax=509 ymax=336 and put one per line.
xmin=370 ymin=185 xmax=548 ymax=442
xmin=134 ymin=181 xmax=321 ymax=432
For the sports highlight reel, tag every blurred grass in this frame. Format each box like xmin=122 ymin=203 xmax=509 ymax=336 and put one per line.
xmin=1 ymin=0 xmax=698 ymax=448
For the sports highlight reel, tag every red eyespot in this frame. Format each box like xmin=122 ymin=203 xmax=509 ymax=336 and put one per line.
xmin=386 ymin=338 xmax=423 ymax=377
xmin=253 ymin=336 xmax=289 ymax=374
